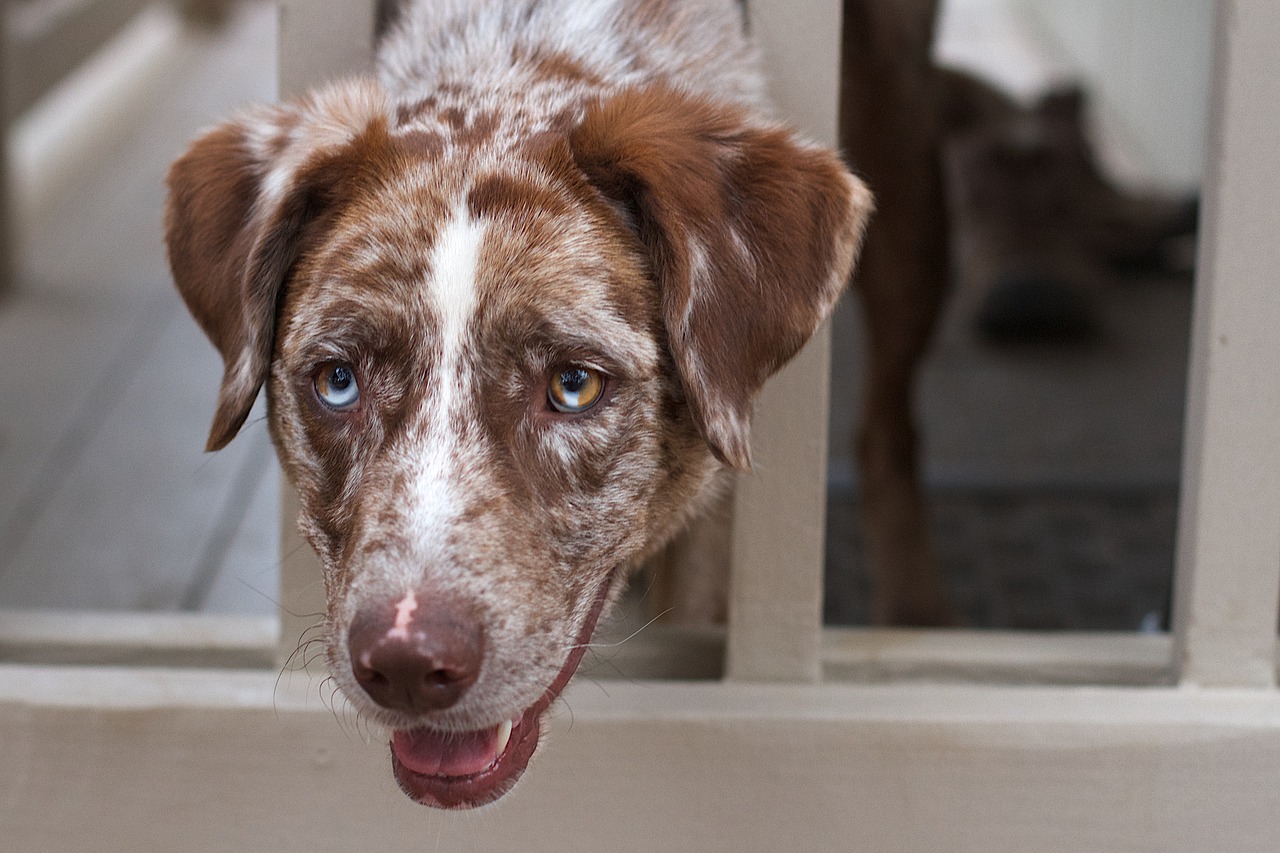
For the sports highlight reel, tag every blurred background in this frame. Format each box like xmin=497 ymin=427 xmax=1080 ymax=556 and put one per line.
xmin=825 ymin=0 xmax=1208 ymax=628
xmin=0 ymin=0 xmax=1212 ymax=628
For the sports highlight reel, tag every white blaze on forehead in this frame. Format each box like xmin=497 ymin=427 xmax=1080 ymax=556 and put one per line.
xmin=432 ymin=206 xmax=485 ymax=355
xmin=394 ymin=206 xmax=487 ymax=583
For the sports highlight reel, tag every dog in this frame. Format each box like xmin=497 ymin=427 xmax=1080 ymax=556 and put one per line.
xmin=941 ymin=77 xmax=1199 ymax=344
xmin=165 ymin=0 xmax=871 ymax=809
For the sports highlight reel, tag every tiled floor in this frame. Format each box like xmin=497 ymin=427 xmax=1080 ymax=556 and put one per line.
xmin=0 ymin=0 xmax=1194 ymax=630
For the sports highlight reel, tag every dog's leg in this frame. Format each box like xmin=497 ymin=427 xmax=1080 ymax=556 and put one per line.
xmin=841 ymin=0 xmax=954 ymax=625
xmin=853 ymin=246 xmax=952 ymax=626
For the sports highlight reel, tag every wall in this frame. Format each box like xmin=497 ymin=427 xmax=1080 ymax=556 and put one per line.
xmin=1016 ymin=0 xmax=1213 ymax=192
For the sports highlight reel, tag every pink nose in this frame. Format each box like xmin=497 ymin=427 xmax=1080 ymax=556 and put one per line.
xmin=347 ymin=589 xmax=485 ymax=714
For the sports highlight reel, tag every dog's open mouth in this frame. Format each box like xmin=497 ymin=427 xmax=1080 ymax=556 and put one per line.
xmin=389 ymin=702 xmax=542 ymax=809
xmin=388 ymin=572 xmax=615 ymax=809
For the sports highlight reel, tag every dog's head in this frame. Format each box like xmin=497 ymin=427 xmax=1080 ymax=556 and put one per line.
xmin=165 ymin=77 xmax=870 ymax=808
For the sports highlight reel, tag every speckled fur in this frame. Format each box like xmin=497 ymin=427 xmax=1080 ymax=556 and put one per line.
xmin=166 ymin=0 xmax=870 ymax=767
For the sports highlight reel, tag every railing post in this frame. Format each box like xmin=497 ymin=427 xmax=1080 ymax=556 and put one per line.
xmin=725 ymin=0 xmax=843 ymax=683
xmin=1172 ymin=0 xmax=1280 ymax=689
xmin=275 ymin=0 xmax=377 ymax=667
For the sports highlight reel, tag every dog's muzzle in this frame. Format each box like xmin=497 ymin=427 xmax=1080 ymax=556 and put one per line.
xmin=346 ymin=572 xmax=617 ymax=809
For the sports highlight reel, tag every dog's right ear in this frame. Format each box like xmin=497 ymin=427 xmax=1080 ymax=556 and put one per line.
xmin=164 ymin=79 xmax=390 ymax=451
xmin=569 ymin=87 xmax=872 ymax=471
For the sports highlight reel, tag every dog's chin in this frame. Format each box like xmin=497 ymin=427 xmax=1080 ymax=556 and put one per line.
xmin=387 ymin=569 xmax=618 ymax=809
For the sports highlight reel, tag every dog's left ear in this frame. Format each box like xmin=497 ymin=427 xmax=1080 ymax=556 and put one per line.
xmin=164 ymin=79 xmax=390 ymax=451
xmin=570 ymin=87 xmax=873 ymax=470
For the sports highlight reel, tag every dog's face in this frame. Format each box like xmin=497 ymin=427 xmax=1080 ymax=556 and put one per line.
xmin=166 ymin=78 xmax=870 ymax=808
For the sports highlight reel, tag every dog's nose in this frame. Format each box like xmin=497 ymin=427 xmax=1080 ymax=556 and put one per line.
xmin=347 ymin=589 xmax=485 ymax=713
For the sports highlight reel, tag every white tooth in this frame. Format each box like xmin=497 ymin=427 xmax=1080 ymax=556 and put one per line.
xmin=495 ymin=719 xmax=514 ymax=756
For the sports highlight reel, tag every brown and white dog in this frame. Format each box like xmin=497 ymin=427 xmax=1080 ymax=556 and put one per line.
xmin=165 ymin=0 xmax=870 ymax=809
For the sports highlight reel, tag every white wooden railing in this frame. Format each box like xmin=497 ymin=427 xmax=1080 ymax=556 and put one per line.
xmin=2 ymin=2 xmax=1279 ymax=850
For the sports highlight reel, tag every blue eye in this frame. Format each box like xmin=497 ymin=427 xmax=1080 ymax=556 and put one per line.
xmin=315 ymin=362 xmax=360 ymax=410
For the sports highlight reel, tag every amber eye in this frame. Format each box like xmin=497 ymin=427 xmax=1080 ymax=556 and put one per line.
xmin=314 ymin=362 xmax=360 ymax=411
xmin=547 ymin=366 xmax=605 ymax=414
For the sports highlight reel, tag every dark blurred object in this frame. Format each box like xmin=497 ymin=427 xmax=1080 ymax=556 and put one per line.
xmin=941 ymin=74 xmax=1199 ymax=345
xmin=835 ymin=0 xmax=1197 ymax=626
xmin=840 ymin=0 xmax=958 ymax=625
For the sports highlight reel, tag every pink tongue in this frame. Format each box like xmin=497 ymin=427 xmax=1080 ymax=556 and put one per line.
xmin=391 ymin=725 xmax=503 ymax=778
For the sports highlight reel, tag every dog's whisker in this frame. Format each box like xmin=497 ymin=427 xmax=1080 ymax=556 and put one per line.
xmin=303 ymin=644 xmax=327 ymax=668
xmin=279 ymin=603 xmax=326 ymax=622
xmin=318 ymin=676 xmax=347 ymax=731
xmin=356 ymin=707 xmax=380 ymax=745
xmin=276 ymin=645 xmax=307 ymax=680
xmin=273 ymin=621 xmax=329 ymax=713
xmin=568 ymin=607 xmax=671 ymax=651
xmin=317 ymin=676 xmax=365 ymax=742
xmin=575 ymin=671 xmax=615 ymax=698
xmin=282 ymin=621 xmax=327 ymax=669
xmin=582 ymin=647 xmax=651 ymax=688
xmin=298 ymin=627 xmax=327 ymax=651
xmin=267 ymin=540 xmax=311 ymax=576
xmin=631 ymin=570 xmax=660 ymax=606
xmin=293 ymin=632 xmax=325 ymax=653
xmin=232 ymin=576 xmax=286 ymax=610
xmin=554 ymin=694 xmax=577 ymax=737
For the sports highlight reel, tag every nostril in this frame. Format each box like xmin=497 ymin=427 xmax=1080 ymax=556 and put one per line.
xmin=347 ymin=590 xmax=485 ymax=715
xmin=425 ymin=666 xmax=464 ymax=688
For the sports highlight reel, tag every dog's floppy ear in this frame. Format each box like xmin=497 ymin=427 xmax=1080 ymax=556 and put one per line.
xmin=570 ymin=87 xmax=873 ymax=470
xmin=164 ymin=79 xmax=390 ymax=451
